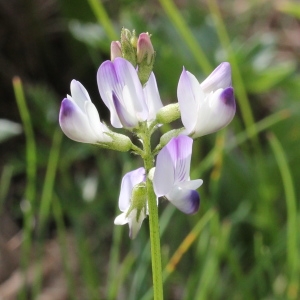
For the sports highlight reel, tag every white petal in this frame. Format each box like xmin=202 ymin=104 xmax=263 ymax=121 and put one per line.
xmin=114 ymin=207 xmax=147 ymax=239
xmin=97 ymin=61 xmax=120 ymax=108
xmin=177 ymin=69 xmax=204 ymax=134
xmin=119 ymin=168 xmax=146 ymax=211
xmin=85 ymin=101 xmax=112 ymax=143
xmin=166 ymin=186 xmax=200 ymax=214
xmin=120 ymin=85 xmax=141 ymax=126
xmin=200 ymin=62 xmax=232 ymax=93
xmin=113 ymin=58 xmax=148 ymax=122
xmin=97 ymin=58 xmax=149 ymax=128
xmin=153 ymin=143 xmax=176 ymax=197
xmin=127 ymin=208 xmax=147 ymax=239
xmin=153 ymin=135 xmax=193 ymax=196
xmin=143 ymin=72 xmax=163 ymax=121
xmin=193 ymin=87 xmax=235 ymax=138
xmin=114 ymin=212 xmax=129 ymax=225
xmin=59 ymin=98 xmax=98 ymax=143
xmin=177 ymin=179 xmax=203 ymax=190
xmin=172 ymin=136 xmax=193 ymax=185
xmin=70 ymin=80 xmax=91 ymax=111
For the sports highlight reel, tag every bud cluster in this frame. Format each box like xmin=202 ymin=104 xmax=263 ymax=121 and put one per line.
xmin=111 ymin=28 xmax=155 ymax=85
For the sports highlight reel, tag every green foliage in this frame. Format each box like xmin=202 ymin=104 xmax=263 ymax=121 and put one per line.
xmin=1 ymin=0 xmax=299 ymax=299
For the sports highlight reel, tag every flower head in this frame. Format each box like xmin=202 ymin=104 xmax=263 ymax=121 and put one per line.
xmin=153 ymin=135 xmax=203 ymax=214
xmin=59 ymin=80 xmax=112 ymax=144
xmin=177 ymin=62 xmax=236 ymax=138
xmin=97 ymin=57 xmax=162 ymax=129
xmin=114 ymin=167 xmax=148 ymax=239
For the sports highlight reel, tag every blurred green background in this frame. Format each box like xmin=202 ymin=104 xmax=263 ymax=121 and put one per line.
xmin=0 ymin=0 xmax=299 ymax=299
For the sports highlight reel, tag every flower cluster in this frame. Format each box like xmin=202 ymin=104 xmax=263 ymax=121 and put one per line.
xmin=59 ymin=29 xmax=236 ymax=238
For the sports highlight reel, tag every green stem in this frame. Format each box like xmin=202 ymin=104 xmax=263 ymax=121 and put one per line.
xmin=141 ymin=126 xmax=164 ymax=300
xmin=268 ymin=133 xmax=299 ymax=298
xmin=13 ymin=77 xmax=37 ymax=300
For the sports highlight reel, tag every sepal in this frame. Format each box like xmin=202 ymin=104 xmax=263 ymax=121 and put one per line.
xmin=97 ymin=132 xmax=133 ymax=152
xmin=120 ymin=28 xmax=137 ymax=67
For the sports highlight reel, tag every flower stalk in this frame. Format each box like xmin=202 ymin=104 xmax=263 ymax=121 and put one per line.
xmin=140 ymin=124 xmax=164 ymax=300
xmin=58 ymin=27 xmax=236 ymax=300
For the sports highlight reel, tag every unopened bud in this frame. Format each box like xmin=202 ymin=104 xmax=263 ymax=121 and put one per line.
xmin=110 ymin=41 xmax=122 ymax=61
xmin=137 ymin=33 xmax=154 ymax=64
xmin=120 ymin=28 xmax=137 ymax=67
xmin=156 ymin=103 xmax=180 ymax=124
xmin=131 ymin=183 xmax=147 ymax=210
xmin=98 ymin=132 xmax=133 ymax=152
xmin=127 ymin=182 xmax=147 ymax=222
xmin=137 ymin=33 xmax=155 ymax=85
xmin=159 ymin=128 xmax=185 ymax=149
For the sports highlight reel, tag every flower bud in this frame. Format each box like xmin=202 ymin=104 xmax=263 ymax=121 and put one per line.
xmin=156 ymin=103 xmax=180 ymax=124
xmin=159 ymin=128 xmax=185 ymax=149
xmin=136 ymin=33 xmax=155 ymax=85
xmin=130 ymin=182 xmax=147 ymax=212
xmin=120 ymin=28 xmax=137 ymax=67
xmin=97 ymin=132 xmax=133 ymax=152
xmin=110 ymin=41 xmax=122 ymax=61
xmin=137 ymin=33 xmax=154 ymax=64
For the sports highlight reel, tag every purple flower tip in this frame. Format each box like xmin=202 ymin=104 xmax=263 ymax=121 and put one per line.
xmin=188 ymin=190 xmax=200 ymax=214
xmin=60 ymin=98 xmax=74 ymax=118
xmin=221 ymin=87 xmax=235 ymax=107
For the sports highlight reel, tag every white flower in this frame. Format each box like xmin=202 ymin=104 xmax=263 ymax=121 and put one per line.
xmin=177 ymin=62 xmax=236 ymax=138
xmin=153 ymin=135 xmax=203 ymax=214
xmin=114 ymin=168 xmax=147 ymax=239
xmin=59 ymin=80 xmax=111 ymax=144
xmin=97 ymin=57 xmax=162 ymax=128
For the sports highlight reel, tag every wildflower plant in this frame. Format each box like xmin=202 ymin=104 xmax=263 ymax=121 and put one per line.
xmin=59 ymin=28 xmax=236 ymax=299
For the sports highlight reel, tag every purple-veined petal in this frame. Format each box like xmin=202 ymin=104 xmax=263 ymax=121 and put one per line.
xmin=193 ymin=87 xmax=236 ymax=138
xmin=97 ymin=58 xmax=148 ymax=128
xmin=97 ymin=61 xmax=123 ymax=128
xmin=200 ymin=62 xmax=232 ymax=93
xmin=112 ymin=91 xmax=136 ymax=128
xmin=172 ymin=136 xmax=193 ymax=184
xmin=166 ymin=186 xmax=200 ymax=214
xmin=143 ymin=72 xmax=163 ymax=121
xmin=119 ymin=167 xmax=146 ymax=211
xmin=177 ymin=68 xmax=204 ymax=134
xmin=59 ymin=98 xmax=99 ymax=143
xmin=153 ymin=135 xmax=193 ymax=196
xmin=113 ymin=58 xmax=148 ymax=121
